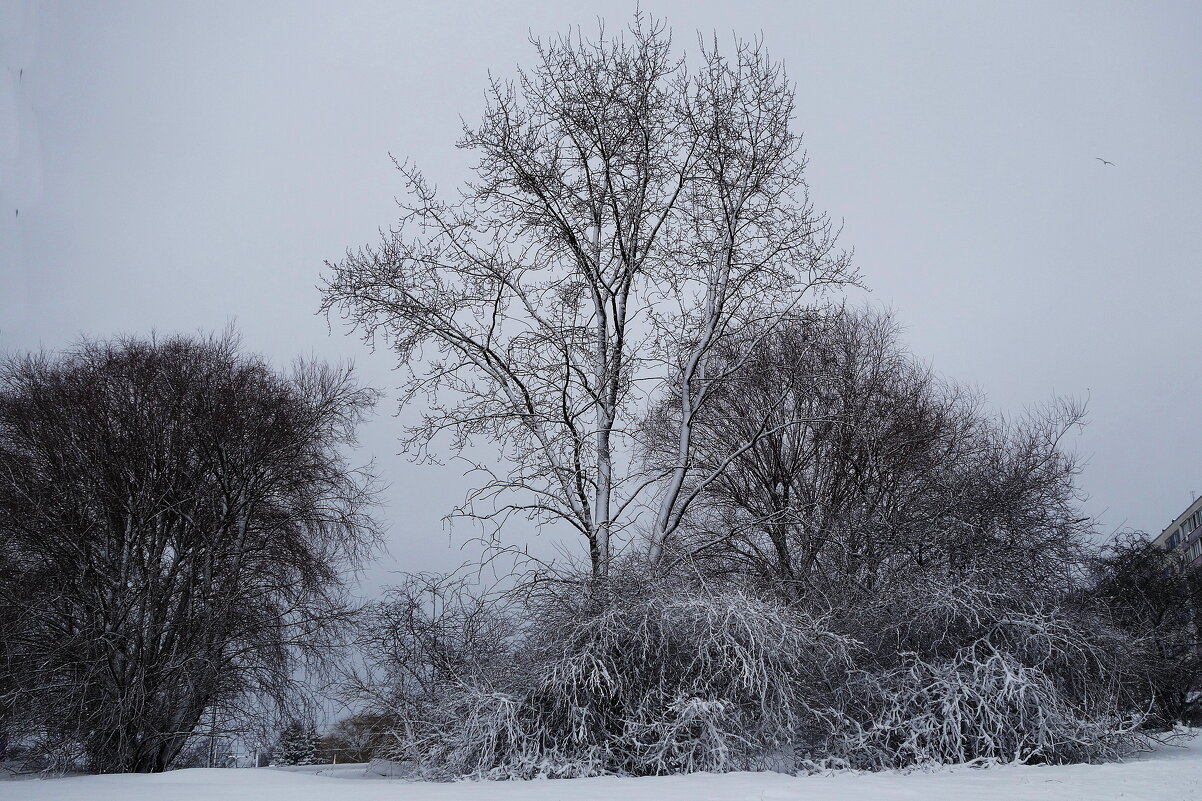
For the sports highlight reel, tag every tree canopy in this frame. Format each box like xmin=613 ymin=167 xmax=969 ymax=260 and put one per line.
xmin=0 ymin=332 xmax=379 ymax=772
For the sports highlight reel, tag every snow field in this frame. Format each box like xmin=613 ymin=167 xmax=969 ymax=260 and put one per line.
xmin=4 ymin=734 xmax=1200 ymax=801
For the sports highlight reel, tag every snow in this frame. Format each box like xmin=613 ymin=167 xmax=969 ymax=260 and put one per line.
xmin=4 ymin=736 xmax=1201 ymax=801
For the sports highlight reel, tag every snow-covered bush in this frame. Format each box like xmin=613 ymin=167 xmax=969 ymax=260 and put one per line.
xmin=835 ymin=645 xmax=1127 ymax=767
xmin=829 ymin=576 xmax=1150 ymax=768
xmin=360 ymin=568 xmax=1154 ymax=779
xmin=520 ymin=576 xmax=855 ymax=776
xmin=371 ymin=570 xmax=855 ymax=778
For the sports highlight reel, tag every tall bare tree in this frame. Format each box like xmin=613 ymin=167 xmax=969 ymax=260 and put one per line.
xmin=0 ymin=333 xmax=379 ymax=772
xmin=321 ymin=16 xmax=852 ymax=576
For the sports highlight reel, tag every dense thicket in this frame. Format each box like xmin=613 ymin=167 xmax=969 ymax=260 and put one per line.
xmin=350 ymin=308 xmax=1168 ymax=778
xmin=0 ymin=333 xmax=379 ymax=772
xmin=356 ymin=570 xmax=1150 ymax=778
xmin=1084 ymin=534 xmax=1202 ymax=727
xmin=328 ymin=14 xmax=1183 ymax=780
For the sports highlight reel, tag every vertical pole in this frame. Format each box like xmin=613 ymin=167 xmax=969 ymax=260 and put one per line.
xmin=208 ymin=707 xmax=217 ymax=768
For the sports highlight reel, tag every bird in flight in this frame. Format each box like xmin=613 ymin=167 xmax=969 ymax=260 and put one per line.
xmin=1096 ymin=157 xmax=1115 ymax=166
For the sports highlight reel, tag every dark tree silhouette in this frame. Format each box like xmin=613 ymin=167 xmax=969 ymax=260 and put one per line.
xmin=642 ymin=307 xmax=1088 ymax=602
xmin=0 ymin=332 xmax=380 ymax=772
xmin=1086 ymin=533 xmax=1202 ymax=726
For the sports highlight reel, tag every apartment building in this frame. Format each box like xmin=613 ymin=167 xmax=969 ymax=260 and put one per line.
xmin=1153 ymin=494 xmax=1202 ymax=567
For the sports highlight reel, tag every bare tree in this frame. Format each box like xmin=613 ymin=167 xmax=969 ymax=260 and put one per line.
xmin=314 ymin=711 xmax=395 ymax=764
xmin=0 ymin=332 xmax=380 ymax=772
xmin=644 ymin=308 xmax=1087 ymax=603
xmin=321 ymin=16 xmax=853 ymax=576
xmin=643 ymin=37 xmax=852 ymax=563
xmin=1085 ymin=533 xmax=1202 ymax=726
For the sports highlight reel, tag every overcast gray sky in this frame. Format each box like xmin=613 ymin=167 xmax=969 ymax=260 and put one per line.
xmin=3 ymin=1 xmax=1201 ymax=595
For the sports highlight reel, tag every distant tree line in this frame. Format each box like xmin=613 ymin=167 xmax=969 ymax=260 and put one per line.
xmin=266 ymin=712 xmax=393 ymax=766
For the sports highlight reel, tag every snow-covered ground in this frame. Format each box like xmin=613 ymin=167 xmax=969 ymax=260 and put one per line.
xmin=5 ymin=737 xmax=1201 ymax=801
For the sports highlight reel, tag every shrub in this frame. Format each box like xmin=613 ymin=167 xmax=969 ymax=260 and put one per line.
xmin=361 ymin=565 xmax=1156 ymax=779
xmin=829 ymin=578 xmax=1150 ymax=768
xmin=376 ymin=570 xmax=854 ymax=778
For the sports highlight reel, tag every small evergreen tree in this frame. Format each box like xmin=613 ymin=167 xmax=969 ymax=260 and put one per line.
xmin=299 ymin=724 xmax=321 ymax=766
xmin=274 ymin=720 xmax=315 ymax=766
